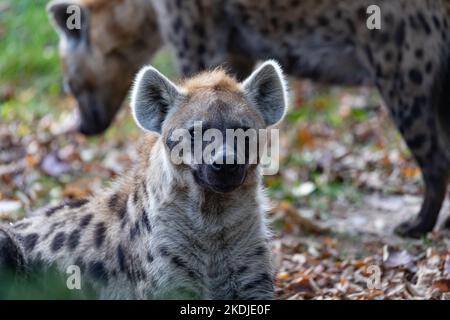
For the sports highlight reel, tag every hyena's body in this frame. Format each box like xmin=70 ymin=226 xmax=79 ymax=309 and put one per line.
xmin=0 ymin=62 xmax=289 ymax=299
xmin=152 ymin=0 xmax=450 ymax=237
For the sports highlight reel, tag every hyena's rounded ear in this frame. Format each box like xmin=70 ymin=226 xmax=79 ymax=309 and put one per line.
xmin=131 ymin=66 xmax=182 ymax=133
xmin=47 ymin=0 xmax=90 ymax=47
xmin=242 ymin=60 xmax=289 ymax=127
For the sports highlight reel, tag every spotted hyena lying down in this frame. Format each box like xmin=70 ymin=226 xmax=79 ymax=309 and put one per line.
xmin=0 ymin=61 xmax=288 ymax=299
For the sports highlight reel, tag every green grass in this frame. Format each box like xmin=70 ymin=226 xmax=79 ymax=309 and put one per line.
xmin=0 ymin=0 xmax=61 ymax=124
xmin=0 ymin=0 xmax=60 ymax=88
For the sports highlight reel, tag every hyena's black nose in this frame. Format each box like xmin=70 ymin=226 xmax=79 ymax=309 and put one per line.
xmin=211 ymin=153 xmax=239 ymax=173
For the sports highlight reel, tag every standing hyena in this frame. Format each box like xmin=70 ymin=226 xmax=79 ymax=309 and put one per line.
xmin=151 ymin=0 xmax=450 ymax=237
xmin=0 ymin=61 xmax=288 ymax=299
xmin=47 ymin=0 xmax=161 ymax=135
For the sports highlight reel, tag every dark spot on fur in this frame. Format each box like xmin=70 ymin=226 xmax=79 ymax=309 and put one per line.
xmin=237 ymin=265 xmax=248 ymax=275
xmin=130 ymin=221 xmax=141 ymax=241
xmin=345 ymin=18 xmax=356 ymax=33
xmin=94 ymin=222 xmax=106 ymax=248
xmin=108 ymin=193 xmax=126 ymax=219
xmin=142 ymin=209 xmax=152 ymax=233
xmin=89 ymin=261 xmax=108 ymax=283
xmin=132 ymin=190 xmax=139 ymax=205
xmin=23 ymin=233 xmax=39 ymax=252
xmin=284 ymin=21 xmax=293 ymax=33
xmin=317 ymin=16 xmax=329 ymax=27
xmin=425 ymin=62 xmax=433 ymax=74
xmin=357 ymin=6 xmax=366 ymax=22
xmin=270 ymin=17 xmax=278 ymax=29
xmin=118 ymin=205 xmax=127 ymax=221
xmin=417 ymin=12 xmax=431 ymax=34
xmin=67 ymin=229 xmax=80 ymax=251
xmin=51 ymin=232 xmax=66 ymax=252
xmin=80 ymin=214 xmax=93 ymax=228
xmin=395 ymin=21 xmax=405 ymax=46
xmin=75 ymin=257 xmax=85 ymax=271
xmin=13 ymin=222 xmax=31 ymax=231
xmin=66 ymin=198 xmax=88 ymax=209
xmin=173 ymin=16 xmax=182 ymax=33
xmin=117 ymin=244 xmax=126 ymax=272
xmin=409 ymin=15 xmax=419 ymax=30
xmin=142 ymin=181 xmax=148 ymax=198
xmin=197 ymin=43 xmax=207 ymax=56
xmin=415 ymin=49 xmax=424 ymax=59
xmin=193 ymin=23 xmax=206 ymax=38
xmin=45 ymin=204 xmax=65 ymax=217
xmin=433 ymin=15 xmax=441 ymax=30
xmin=147 ymin=252 xmax=154 ymax=263
xmin=254 ymin=246 xmax=266 ymax=256
xmin=384 ymin=51 xmax=393 ymax=62
xmin=409 ymin=69 xmax=423 ymax=85
xmin=365 ymin=46 xmax=374 ymax=66
xmin=171 ymin=255 xmax=187 ymax=268
xmin=43 ymin=222 xmax=63 ymax=241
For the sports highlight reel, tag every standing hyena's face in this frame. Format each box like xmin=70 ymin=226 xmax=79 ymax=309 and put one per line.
xmin=131 ymin=61 xmax=288 ymax=193
xmin=47 ymin=0 xmax=161 ymax=135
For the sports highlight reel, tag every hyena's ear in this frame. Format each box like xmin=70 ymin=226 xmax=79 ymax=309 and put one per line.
xmin=242 ymin=60 xmax=289 ymax=126
xmin=131 ymin=66 xmax=182 ymax=133
xmin=47 ymin=0 xmax=89 ymax=47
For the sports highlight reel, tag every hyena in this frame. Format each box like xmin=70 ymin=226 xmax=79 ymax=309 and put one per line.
xmin=47 ymin=0 xmax=161 ymax=135
xmin=0 ymin=61 xmax=288 ymax=299
xmin=151 ymin=0 xmax=450 ymax=237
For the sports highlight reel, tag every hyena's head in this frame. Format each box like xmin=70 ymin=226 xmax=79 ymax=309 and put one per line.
xmin=131 ymin=61 xmax=288 ymax=193
xmin=47 ymin=0 xmax=161 ymax=135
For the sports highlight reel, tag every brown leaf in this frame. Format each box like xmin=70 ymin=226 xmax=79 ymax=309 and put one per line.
xmin=297 ymin=126 xmax=315 ymax=147
xmin=432 ymin=279 xmax=450 ymax=293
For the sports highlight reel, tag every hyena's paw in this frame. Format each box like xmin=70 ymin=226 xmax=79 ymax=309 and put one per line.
xmin=394 ymin=219 xmax=432 ymax=239
xmin=0 ymin=228 xmax=26 ymax=273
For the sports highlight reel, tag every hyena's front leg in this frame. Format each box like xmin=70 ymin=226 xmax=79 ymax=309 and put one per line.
xmin=383 ymin=90 xmax=450 ymax=237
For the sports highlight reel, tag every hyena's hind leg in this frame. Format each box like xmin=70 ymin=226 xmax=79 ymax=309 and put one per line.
xmin=381 ymin=78 xmax=450 ymax=237
xmin=0 ymin=227 xmax=26 ymax=273
xmin=436 ymin=61 xmax=450 ymax=231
